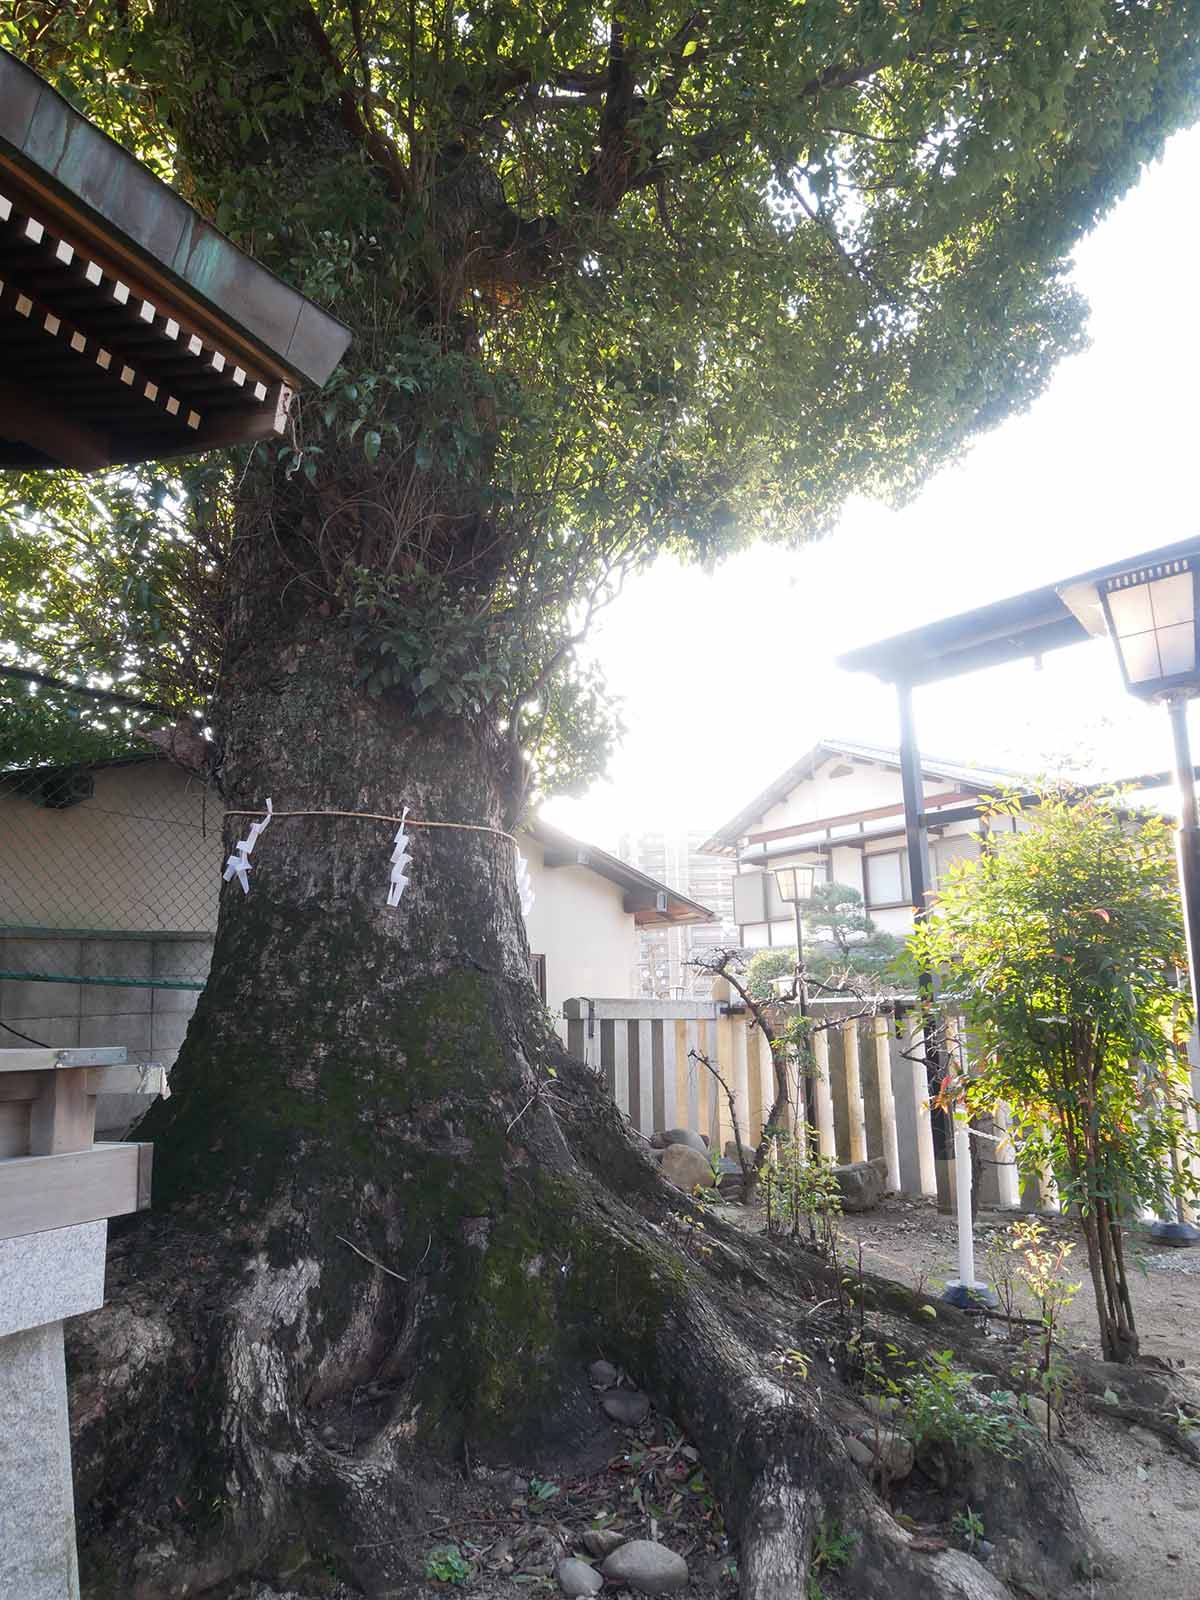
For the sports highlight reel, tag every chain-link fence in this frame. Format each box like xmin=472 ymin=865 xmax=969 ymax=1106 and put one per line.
xmin=0 ymin=752 xmax=219 ymax=1065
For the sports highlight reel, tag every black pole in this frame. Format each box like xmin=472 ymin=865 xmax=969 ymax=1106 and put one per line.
xmin=1152 ymin=695 xmax=1200 ymax=1246
xmin=1167 ymin=695 xmax=1200 ymax=1022
xmin=897 ymin=681 xmax=954 ymax=1208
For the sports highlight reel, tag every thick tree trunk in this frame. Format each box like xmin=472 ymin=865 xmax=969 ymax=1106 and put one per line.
xmin=65 ymin=484 xmax=1090 ymax=1600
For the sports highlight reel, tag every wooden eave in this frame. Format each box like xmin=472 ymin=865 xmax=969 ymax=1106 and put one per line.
xmin=0 ymin=48 xmax=351 ymax=471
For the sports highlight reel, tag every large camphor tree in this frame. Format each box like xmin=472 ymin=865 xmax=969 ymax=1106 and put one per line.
xmin=4 ymin=3 xmax=1200 ymax=1595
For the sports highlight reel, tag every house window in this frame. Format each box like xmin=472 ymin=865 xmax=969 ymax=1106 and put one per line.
xmin=864 ymin=850 xmax=909 ymax=908
xmin=530 ymin=953 xmax=547 ymax=1002
xmin=932 ymin=835 xmax=979 ymax=888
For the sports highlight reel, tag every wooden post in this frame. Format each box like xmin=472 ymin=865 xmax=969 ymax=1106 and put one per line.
xmin=843 ymin=1018 xmax=867 ymax=1164
xmin=29 ymin=1068 xmax=94 ymax=1156
xmin=612 ymin=1019 xmax=630 ymax=1117
xmin=994 ymin=1103 xmax=1021 ymax=1209
xmin=661 ymin=1017 xmax=679 ymax=1130
xmin=729 ymin=1013 xmax=750 ymax=1156
xmin=812 ymin=1028 xmax=837 ymax=1161
xmin=636 ymin=1018 xmax=654 ymax=1135
xmin=907 ymin=1016 xmax=937 ymax=1198
xmin=684 ymin=1019 xmax=701 ymax=1133
xmin=873 ymin=1015 xmax=901 ymax=1191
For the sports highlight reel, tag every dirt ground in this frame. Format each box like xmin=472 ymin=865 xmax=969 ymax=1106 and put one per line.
xmin=234 ymin=1197 xmax=1200 ymax=1600
xmin=813 ymin=1195 xmax=1200 ymax=1600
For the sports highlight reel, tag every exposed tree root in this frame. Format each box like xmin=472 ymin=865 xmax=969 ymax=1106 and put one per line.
xmin=68 ymin=1052 xmax=1097 ymax=1600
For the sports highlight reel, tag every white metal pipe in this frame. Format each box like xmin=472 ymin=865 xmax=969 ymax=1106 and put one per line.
xmin=954 ymin=1103 xmax=975 ymax=1289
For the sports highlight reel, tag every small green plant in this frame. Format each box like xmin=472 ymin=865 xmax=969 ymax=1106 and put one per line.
xmin=903 ymin=1350 xmax=1025 ymax=1458
xmin=424 ymin=1545 xmax=472 ymax=1584
xmin=528 ymin=1476 xmax=560 ymax=1502
xmin=1007 ymin=1219 xmax=1080 ymax=1432
xmin=951 ymin=1507 xmax=986 ymax=1549
xmin=762 ymin=1126 xmax=842 ymax=1250
xmin=807 ymin=1519 xmax=859 ymax=1599
xmin=776 ymin=1346 xmax=812 ymax=1381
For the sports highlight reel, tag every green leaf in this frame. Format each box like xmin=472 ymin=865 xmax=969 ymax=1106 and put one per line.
xmin=362 ymin=430 xmax=382 ymax=463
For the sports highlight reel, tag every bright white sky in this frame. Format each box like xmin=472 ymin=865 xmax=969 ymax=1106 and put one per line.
xmin=544 ymin=123 xmax=1200 ymax=850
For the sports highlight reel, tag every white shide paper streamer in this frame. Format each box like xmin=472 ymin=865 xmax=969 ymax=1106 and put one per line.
xmin=514 ymin=847 xmax=535 ymax=919
xmin=387 ymin=807 xmax=413 ymax=907
xmin=223 ymin=796 xmax=273 ymax=894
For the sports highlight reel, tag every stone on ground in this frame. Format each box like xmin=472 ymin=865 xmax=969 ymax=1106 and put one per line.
xmin=601 ymin=1388 xmax=651 ymax=1425
xmin=660 ymin=1144 xmax=716 ymax=1194
xmin=556 ymin=1557 xmax=603 ymax=1596
xmin=833 ymin=1159 xmax=885 ymax=1212
xmin=582 ymin=1528 xmax=626 ymax=1558
xmin=588 ymin=1360 xmax=618 ymax=1388
xmin=600 ymin=1539 xmax=689 ymax=1594
xmin=654 ymin=1127 xmax=709 ymax=1154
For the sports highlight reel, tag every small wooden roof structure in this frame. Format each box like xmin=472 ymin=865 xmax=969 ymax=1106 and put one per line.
xmin=838 ymin=536 xmax=1200 ymax=687
xmin=528 ymin=819 xmax=715 ymax=927
xmin=837 ymin=536 xmax=1200 ymax=936
xmin=0 ymin=48 xmax=351 ymax=471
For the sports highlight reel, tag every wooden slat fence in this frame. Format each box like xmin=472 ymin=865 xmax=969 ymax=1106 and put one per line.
xmin=562 ymin=990 xmax=1026 ymax=1205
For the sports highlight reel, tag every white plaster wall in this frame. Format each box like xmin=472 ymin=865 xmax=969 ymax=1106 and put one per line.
xmin=756 ymin=755 xmax=959 ymax=836
xmin=736 ymin=762 xmax=989 ymax=943
xmin=520 ymin=837 xmax=640 ymax=1020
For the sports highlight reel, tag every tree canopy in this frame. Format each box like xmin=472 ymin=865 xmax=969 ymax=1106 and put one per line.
xmin=3 ymin=1 xmax=1199 ymax=794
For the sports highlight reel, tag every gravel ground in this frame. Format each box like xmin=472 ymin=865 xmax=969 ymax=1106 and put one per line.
xmin=723 ymin=1193 xmax=1200 ymax=1598
xmin=829 ymin=1194 xmax=1200 ymax=1369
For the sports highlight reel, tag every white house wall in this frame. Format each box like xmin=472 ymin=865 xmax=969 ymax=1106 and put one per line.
xmin=521 ymin=838 xmax=639 ymax=1021
xmin=736 ymin=754 xmax=994 ymax=946
xmin=755 ymin=755 xmax=959 ymax=837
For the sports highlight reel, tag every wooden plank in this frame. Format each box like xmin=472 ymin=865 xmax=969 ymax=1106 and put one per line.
xmin=0 ymin=1143 xmax=146 ymax=1240
xmin=659 ymin=1018 xmax=676 ymax=1130
xmin=83 ymin=1063 xmax=167 ymax=1097
xmin=745 ymin=789 xmax=983 ymax=846
xmin=0 ymin=281 xmax=199 ymax=439
xmin=30 ymin=1067 xmax=94 ymax=1156
xmin=994 ymin=1103 xmax=1021 ymax=1208
xmin=600 ymin=1019 xmax=615 ymax=1104
xmin=0 ymin=1104 xmax=29 ymax=1159
xmin=747 ymin=1024 xmax=764 ymax=1145
xmin=843 ymin=1020 xmax=867 ymax=1164
xmin=754 ymin=1027 xmax=774 ymax=1141
xmin=638 ymin=1019 xmax=655 ymax=1135
xmin=0 ymin=373 xmax=109 ymax=468
xmin=0 ymin=1074 xmax=41 ymax=1102
xmin=566 ymin=1016 xmax=584 ymax=1064
xmin=684 ymin=1020 xmax=700 ymax=1133
xmin=812 ymin=1029 xmax=837 ymax=1160
xmin=907 ymin=1018 xmax=938 ymax=1198
xmin=873 ymin=1015 xmax=901 ymax=1190
xmin=612 ymin=1018 xmax=629 ymax=1116
xmin=626 ymin=1020 xmax=641 ymax=1132
xmin=731 ymin=1015 xmax=751 ymax=1153
xmin=562 ymin=998 xmax=719 ymax=1022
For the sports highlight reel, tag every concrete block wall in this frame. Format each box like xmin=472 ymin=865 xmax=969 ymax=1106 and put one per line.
xmin=0 ymin=932 xmax=212 ymax=1133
